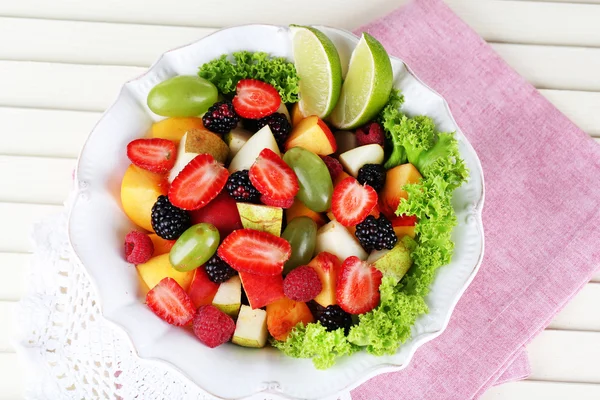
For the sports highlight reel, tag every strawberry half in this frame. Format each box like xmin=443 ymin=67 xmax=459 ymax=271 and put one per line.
xmin=168 ymin=153 xmax=229 ymax=210
xmin=331 ymin=177 xmax=378 ymax=227
xmin=336 ymin=256 xmax=382 ymax=315
xmin=249 ymin=148 xmax=299 ymax=200
xmin=218 ymin=229 xmax=291 ymax=276
xmin=260 ymin=194 xmax=294 ymax=209
xmin=146 ymin=277 xmax=196 ymax=326
xmin=127 ymin=138 xmax=177 ymax=174
xmin=233 ymin=79 xmax=281 ymax=119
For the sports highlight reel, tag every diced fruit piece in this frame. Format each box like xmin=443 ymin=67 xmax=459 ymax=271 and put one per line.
xmin=228 ymin=125 xmax=280 ymax=173
xmin=218 ymin=229 xmax=292 ymax=276
xmin=151 ymin=195 xmax=191 ymax=240
xmin=266 ymin=298 xmax=314 ymax=341
xmin=224 ymin=127 xmax=253 ymax=161
xmin=168 ymin=129 xmax=229 ymax=182
xmin=283 ymin=266 xmax=322 ymax=302
xmin=393 ymin=226 xmax=416 ymax=239
xmin=379 ymin=163 xmax=422 ymax=219
xmin=121 ymin=165 xmax=168 ymax=231
xmin=202 ymin=101 xmax=240 ymax=135
xmin=249 ymin=148 xmax=299 ymax=200
xmin=334 ymin=130 xmax=357 ymax=155
xmin=331 ymin=177 xmax=377 ymax=227
xmin=233 ymin=79 xmax=281 ymax=119
xmin=336 ymin=256 xmax=382 ymax=314
xmin=124 ymin=231 xmax=154 ymax=264
xmin=319 ymin=155 xmax=343 ymax=181
xmin=169 ymin=223 xmax=220 ymax=272
xmin=168 ymin=154 xmax=229 ymax=210
xmin=148 ymin=75 xmax=218 ymax=117
xmin=338 ymin=144 xmax=384 ymax=177
xmin=232 ymin=306 xmax=269 ymax=348
xmin=189 ymin=191 xmax=243 ymax=238
xmin=307 ymin=252 xmax=341 ymax=307
xmin=367 ymin=240 xmax=413 ymax=282
xmin=193 ymin=305 xmax=236 ymax=348
xmin=260 ymin=194 xmax=294 ymax=209
xmin=149 ymin=234 xmax=175 ymax=257
xmin=333 ymin=170 xmax=352 ymax=187
xmin=127 ymin=138 xmax=177 ymax=174
xmin=281 ymin=216 xmax=317 ymax=274
xmin=205 ymin=254 xmax=237 ymax=284
xmin=188 ymin=267 xmax=219 ymax=308
xmin=285 ymin=116 xmax=337 ymax=155
xmin=236 ymin=203 xmax=283 ymax=236
xmin=291 ymin=103 xmax=305 ymax=126
xmin=212 ymin=275 xmax=242 ymax=318
xmin=239 ymin=272 xmax=285 ymax=309
xmin=146 ymin=277 xmax=195 ymax=326
xmin=283 ymin=147 xmax=333 ymax=213
xmin=356 ymin=121 xmax=385 ymax=146
xmin=136 ymin=254 xmax=194 ymax=292
xmin=286 ymin=199 xmax=327 ymax=227
xmin=151 ymin=117 xmax=205 ymax=143
xmin=318 ymin=304 xmax=353 ymax=334
xmin=315 ymin=220 xmax=367 ymax=261
xmin=391 ymin=214 xmax=417 ymax=226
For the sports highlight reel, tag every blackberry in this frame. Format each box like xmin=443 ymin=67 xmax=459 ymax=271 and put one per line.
xmin=355 ymin=215 xmax=398 ymax=252
xmin=202 ymin=101 xmax=240 ymax=134
xmin=255 ymin=113 xmax=291 ymax=150
xmin=318 ymin=305 xmax=353 ymax=335
xmin=205 ymin=254 xmax=237 ymax=283
xmin=226 ymin=170 xmax=261 ymax=203
xmin=357 ymin=163 xmax=386 ymax=192
xmin=151 ymin=195 xmax=191 ymax=240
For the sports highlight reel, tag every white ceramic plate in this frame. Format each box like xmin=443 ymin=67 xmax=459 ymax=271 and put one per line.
xmin=68 ymin=24 xmax=485 ymax=400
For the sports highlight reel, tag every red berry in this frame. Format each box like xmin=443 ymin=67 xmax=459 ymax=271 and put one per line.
xmin=249 ymin=148 xmax=299 ymax=200
xmin=356 ymin=122 xmax=385 ymax=147
xmin=331 ymin=177 xmax=378 ymax=227
xmin=260 ymin=194 xmax=294 ymax=209
xmin=283 ymin=266 xmax=322 ymax=302
xmin=168 ymin=153 xmax=229 ymax=210
xmin=127 ymin=138 xmax=177 ymax=174
xmin=232 ymin=79 xmax=281 ymax=119
xmin=193 ymin=305 xmax=236 ymax=348
xmin=146 ymin=278 xmax=196 ymax=326
xmin=391 ymin=214 xmax=418 ymax=227
xmin=124 ymin=231 xmax=154 ymax=264
xmin=218 ymin=229 xmax=292 ymax=276
xmin=336 ymin=256 xmax=382 ymax=315
xmin=319 ymin=155 xmax=343 ymax=180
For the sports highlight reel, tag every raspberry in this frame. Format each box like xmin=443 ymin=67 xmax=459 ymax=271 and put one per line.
xmin=283 ymin=266 xmax=322 ymax=302
xmin=319 ymin=155 xmax=343 ymax=180
xmin=193 ymin=305 xmax=236 ymax=348
xmin=124 ymin=231 xmax=154 ymax=264
xmin=356 ymin=121 xmax=385 ymax=146
xmin=202 ymin=101 xmax=240 ymax=135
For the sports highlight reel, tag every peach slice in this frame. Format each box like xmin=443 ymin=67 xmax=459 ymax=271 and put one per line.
xmin=379 ymin=163 xmax=422 ymax=219
xmin=307 ymin=252 xmax=341 ymax=307
xmin=285 ymin=115 xmax=337 ymax=155
xmin=120 ymin=165 xmax=168 ymax=232
xmin=151 ymin=117 xmax=205 ymax=143
xmin=266 ymin=297 xmax=314 ymax=341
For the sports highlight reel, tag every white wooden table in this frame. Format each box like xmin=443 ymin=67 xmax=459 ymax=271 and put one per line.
xmin=1 ymin=0 xmax=599 ymax=398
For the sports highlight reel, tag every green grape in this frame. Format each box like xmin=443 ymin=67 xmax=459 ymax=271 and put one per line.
xmin=282 ymin=216 xmax=317 ymax=274
xmin=283 ymin=147 xmax=333 ymax=212
xmin=169 ymin=223 xmax=220 ymax=272
xmin=147 ymin=76 xmax=218 ymax=117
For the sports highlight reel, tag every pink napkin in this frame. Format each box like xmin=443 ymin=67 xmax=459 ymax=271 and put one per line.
xmin=351 ymin=0 xmax=600 ymax=398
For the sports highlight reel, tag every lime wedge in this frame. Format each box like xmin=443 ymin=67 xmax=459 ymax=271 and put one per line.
xmin=330 ymin=33 xmax=393 ymax=130
xmin=290 ymin=25 xmax=342 ymax=119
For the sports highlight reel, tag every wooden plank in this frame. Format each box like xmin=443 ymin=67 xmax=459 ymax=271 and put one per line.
xmin=528 ymin=330 xmax=600 ymax=383
xmin=0 ymin=156 xmax=74 ymax=205
xmin=539 ymin=90 xmax=600 ymax=136
xmin=0 ymin=353 xmax=23 ymax=400
xmin=549 ymin=284 xmax=600 ymax=331
xmin=0 ymin=302 xmax=16 ymax=352
xmin=0 ymin=253 xmax=28 ymax=301
xmin=0 ymin=107 xmax=97 ymax=158
xmin=0 ymin=203 xmax=63 ymax=253
xmin=482 ymin=381 xmax=600 ymax=400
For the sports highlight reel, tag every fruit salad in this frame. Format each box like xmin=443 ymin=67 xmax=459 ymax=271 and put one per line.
xmin=120 ymin=26 xmax=468 ymax=369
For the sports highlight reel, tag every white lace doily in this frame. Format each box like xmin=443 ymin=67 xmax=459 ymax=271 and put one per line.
xmin=14 ymin=202 xmax=351 ymax=400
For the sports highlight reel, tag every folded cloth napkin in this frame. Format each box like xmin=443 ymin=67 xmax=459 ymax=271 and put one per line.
xmin=350 ymin=0 xmax=600 ymax=398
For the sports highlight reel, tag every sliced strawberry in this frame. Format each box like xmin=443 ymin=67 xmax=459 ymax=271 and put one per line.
xmin=331 ymin=177 xmax=378 ymax=227
xmin=249 ymin=148 xmax=299 ymax=200
xmin=168 ymin=153 xmax=229 ymax=210
xmin=146 ymin=277 xmax=195 ymax=326
xmin=391 ymin=214 xmax=417 ymax=227
xmin=260 ymin=194 xmax=294 ymax=209
xmin=127 ymin=138 xmax=177 ymax=174
xmin=218 ymin=229 xmax=291 ymax=276
xmin=233 ymin=79 xmax=281 ymax=119
xmin=336 ymin=256 xmax=382 ymax=315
